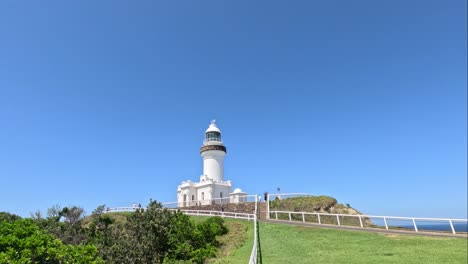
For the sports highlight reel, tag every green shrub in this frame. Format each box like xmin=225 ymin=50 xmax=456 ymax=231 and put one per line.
xmin=0 ymin=219 xmax=103 ymax=263
xmin=0 ymin=212 xmax=21 ymax=223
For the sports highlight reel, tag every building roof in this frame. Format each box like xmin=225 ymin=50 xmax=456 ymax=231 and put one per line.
xmin=205 ymin=120 xmax=221 ymax=133
xmin=232 ymin=188 xmax=244 ymax=193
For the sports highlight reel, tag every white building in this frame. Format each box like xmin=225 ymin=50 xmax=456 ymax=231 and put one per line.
xmin=177 ymin=120 xmax=244 ymax=207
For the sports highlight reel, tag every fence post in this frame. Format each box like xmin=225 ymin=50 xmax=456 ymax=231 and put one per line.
xmin=275 ymin=211 xmax=278 ymax=220
xmin=383 ymin=217 xmax=388 ymax=230
xmin=358 ymin=215 xmax=363 ymax=228
xmin=302 ymin=212 xmax=305 ymax=223
xmin=336 ymin=215 xmax=341 ymax=226
xmin=412 ymin=218 xmax=418 ymax=232
xmin=449 ymin=220 xmax=456 ymax=234
xmin=317 ymin=213 xmax=321 ymax=224
xmin=255 ymin=194 xmax=258 ymax=220
xmin=266 ymin=193 xmax=270 ymax=219
xmin=289 ymin=212 xmax=292 ymax=221
xmin=235 ymin=213 xmax=237 ymax=219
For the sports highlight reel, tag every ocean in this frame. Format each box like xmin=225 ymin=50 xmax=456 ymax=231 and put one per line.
xmin=372 ymin=221 xmax=468 ymax=233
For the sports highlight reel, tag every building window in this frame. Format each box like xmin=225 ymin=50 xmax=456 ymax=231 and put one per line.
xmin=192 ymin=195 xmax=195 ymax=201
xmin=202 ymin=192 xmax=205 ymax=200
xmin=220 ymin=192 xmax=223 ymax=199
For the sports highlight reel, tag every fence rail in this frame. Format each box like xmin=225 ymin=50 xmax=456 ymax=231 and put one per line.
xmin=270 ymin=210 xmax=468 ymax=235
xmin=175 ymin=209 xmax=255 ymax=221
xmin=162 ymin=194 xmax=259 ymax=209
xmin=104 ymin=207 xmax=141 ymax=213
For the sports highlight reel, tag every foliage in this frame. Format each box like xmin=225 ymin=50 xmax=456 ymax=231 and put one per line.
xmin=0 ymin=219 xmax=103 ymax=263
xmin=87 ymin=201 xmax=229 ymax=263
xmin=1 ymin=201 xmax=230 ymax=264
xmin=34 ymin=205 xmax=88 ymax=245
xmin=0 ymin=212 xmax=21 ymax=223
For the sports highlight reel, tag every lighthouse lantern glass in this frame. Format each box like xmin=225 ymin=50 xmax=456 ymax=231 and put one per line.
xmin=205 ymin=131 xmax=221 ymax=142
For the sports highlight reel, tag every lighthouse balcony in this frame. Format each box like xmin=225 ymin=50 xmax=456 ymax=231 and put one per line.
xmin=203 ymin=139 xmax=223 ymax=145
xmin=200 ymin=145 xmax=227 ymax=154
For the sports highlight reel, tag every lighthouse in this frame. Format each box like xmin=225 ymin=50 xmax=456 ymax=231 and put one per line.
xmin=177 ymin=120 xmax=245 ymax=207
xmin=200 ymin=120 xmax=226 ymax=182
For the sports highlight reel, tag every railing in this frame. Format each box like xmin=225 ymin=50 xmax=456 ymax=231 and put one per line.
xmin=175 ymin=209 xmax=255 ymax=221
xmin=250 ymin=214 xmax=258 ymax=264
xmin=270 ymin=210 xmax=468 ymax=235
xmin=104 ymin=207 xmax=142 ymax=213
xmin=162 ymin=194 xmax=259 ymax=209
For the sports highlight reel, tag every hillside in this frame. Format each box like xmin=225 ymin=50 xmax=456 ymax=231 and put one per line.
xmin=269 ymin=195 xmax=372 ymax=226
xmin=270 ymin=195 xmax=362 ymax=215
xmin=188 ymin=216 xmax=468 ymax=264
xmin=257 ymin=221 xmax=467 ymax=264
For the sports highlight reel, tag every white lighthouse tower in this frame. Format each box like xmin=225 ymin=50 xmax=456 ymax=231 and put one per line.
xmin=201 ymin=120 xmax=226 ymax=182
xmin=177 ymin=120 xmax=233 ymax=206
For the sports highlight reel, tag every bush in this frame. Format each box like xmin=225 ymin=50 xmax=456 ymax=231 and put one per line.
xmin=0 ymin=212 xmax=21 ymax=223
xmin=0 ymin=219 xmax=103 ymax=263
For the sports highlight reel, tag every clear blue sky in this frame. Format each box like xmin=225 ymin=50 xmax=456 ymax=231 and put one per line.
xmin=0 ymin=0 xmax=466 ymax=218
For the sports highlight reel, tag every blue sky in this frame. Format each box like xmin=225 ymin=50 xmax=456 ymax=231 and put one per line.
xmin=0 ymin=0 xmax=466 ymax=218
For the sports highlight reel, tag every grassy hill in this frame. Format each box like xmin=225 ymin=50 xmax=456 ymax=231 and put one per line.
xmin=270 ymin=195 xmax=361 ymax=214
xmin=100 ymin=212 xmax=467 ymax=263
xmin=259 ymin=221 xmax=467 ymax=264
xmin=210 ymin=217 xmax=467 ymax=264
xmin=269 ymin=196 xmax=372 ymax=226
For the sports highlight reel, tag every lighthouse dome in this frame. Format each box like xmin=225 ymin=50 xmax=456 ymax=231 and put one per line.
xmin=233 ymin=188 xmax=243 ymax=193
xmin=205 ymin=120 xmax=221 ymax=133
xmin=204 ymin=120 xmax=223 ymax=144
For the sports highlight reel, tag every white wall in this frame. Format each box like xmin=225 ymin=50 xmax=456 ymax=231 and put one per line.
xmin=201 ymin=150 xmax=225 ymax=182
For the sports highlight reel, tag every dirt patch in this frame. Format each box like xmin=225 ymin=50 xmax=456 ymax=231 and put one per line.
xmin=382 ymin=234 xmax=403 ymax=239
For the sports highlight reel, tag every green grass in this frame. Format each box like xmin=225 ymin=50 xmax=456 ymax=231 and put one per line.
xmin=190 ymin=216 xmax=254 ymax=264
xmin=93 ymin=213 xmax=468 ymax=264
xmin=258 ymin=222 xmax=468 ymax=264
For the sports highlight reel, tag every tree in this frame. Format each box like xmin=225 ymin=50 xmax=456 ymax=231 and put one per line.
xmin=33 ymin=205 xmax=88 ymax=246
xmin=47 ymin=204 xmax=62 ymax=221
xmin=61 ymin=206 xmax=85 ymax=226
xmin=0 ymin=219 xmax=103 ymax=263
xmin=0 ymin=212 xmax=21 ymax=223
xmin=95 ymin=200 xmax=228 ymax=264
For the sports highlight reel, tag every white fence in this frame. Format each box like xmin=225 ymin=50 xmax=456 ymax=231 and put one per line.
xmin=162 ymin=194 xmax=259 ymax=209
xmin=270 ymin=210 xmax=468 ymax=235
xmin=250 ymin=214 xmax=258 ymax=264
xmin=175 ymin=209 xmax=254 ymax=221
xmin=104 ymin=206 xmax=141 ymax=213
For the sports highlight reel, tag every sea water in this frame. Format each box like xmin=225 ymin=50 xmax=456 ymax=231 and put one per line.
xmin=371 ymin=219 xmax=468 ymax=233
